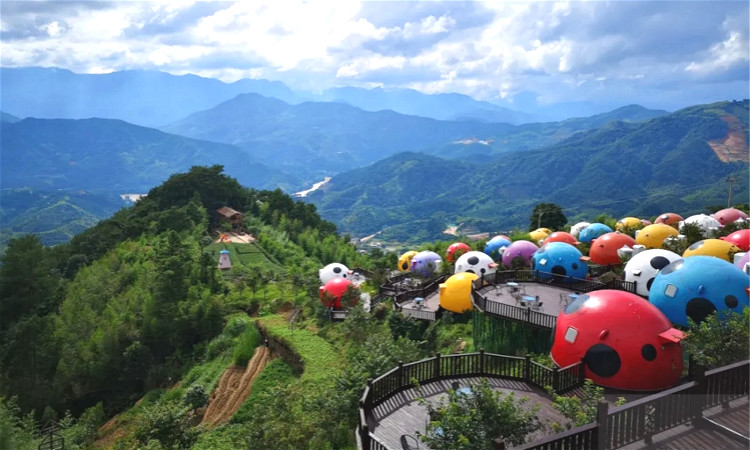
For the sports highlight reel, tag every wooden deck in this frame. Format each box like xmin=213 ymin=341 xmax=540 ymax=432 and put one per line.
xmin=399 ymin=291 xmax=440 ymax=320
xmin=619 ymin=397 xmax=750 ymax=450
xmin=370 ymin=376 xmax=574 ymax=450
xmin=398 ymin=279 xmax=579 ymax=322
xmin=477 ymin=281 xmax=579 ymax=319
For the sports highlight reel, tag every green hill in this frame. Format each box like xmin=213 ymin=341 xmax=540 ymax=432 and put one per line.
xmin=0 ymin=188 xmax=126 ymax=249
xmin=0 ymin=118 xmax=297 ymax=192
xmin=308 ymin=100 xmax=749 ymax=242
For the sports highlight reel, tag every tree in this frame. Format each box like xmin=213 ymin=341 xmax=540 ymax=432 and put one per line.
xmin=683 ymin=308 xmax=750 ymax=369
xmin=0 ymin=235 xmax=60 ymax=332
xmin=418 ymin=378 xmax=543 ymax=449
xmin=549 ymin=379 xmax=625 ymax=431
xmin=134 ymin=401 xmax=198 ymax=450
xmin=529 ymin=203 xmax=567 ymax=232
xmin=183 ymin=385 xmax=208 ymax=411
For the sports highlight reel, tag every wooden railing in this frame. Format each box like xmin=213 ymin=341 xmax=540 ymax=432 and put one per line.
xmin=515 ymin=423 xmax=598 ymax=450
xmin=358 ymin=351 xmax=585 ymax=450
xmin=513 ymin=360 xmax=750 ymax=450
xmin=704 ymin=359 xmax=749 ymax=408
xmin=401 ymin=307 xmax=439 ymax=322
xmin=481 ymin=270 xmax=633 ymax=294
xmin=472 ymin=289 xmax=557 ymax=330
xmin=381 ymin=274 xmax=448 ymax=305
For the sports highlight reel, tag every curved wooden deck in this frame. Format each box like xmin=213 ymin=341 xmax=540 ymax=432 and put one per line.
xmin=370 ymin=376 xmax=568 ymax=450
xmin=358 ymin=355 xmax=749 ymax=450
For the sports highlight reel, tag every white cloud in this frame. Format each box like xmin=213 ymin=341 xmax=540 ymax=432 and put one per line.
xmin=686 ymin=31 xmax=749 ymax=75
xmin=0 ymin=0 xmax=747 ymax=110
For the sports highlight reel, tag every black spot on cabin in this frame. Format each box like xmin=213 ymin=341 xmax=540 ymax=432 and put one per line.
xmin=686 ymin=298 xmax=717 ymax=324
xmin=650 ymin=256 xmax=671 ymax=270
xmin=584 ymin=343 xmax=621 ymax=378
xmin=641 ymin=344 xmax=657 ymax=361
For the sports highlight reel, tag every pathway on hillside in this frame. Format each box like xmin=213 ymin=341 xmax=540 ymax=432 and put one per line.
xmin=201 ymin=346 xmax=271 ymax=427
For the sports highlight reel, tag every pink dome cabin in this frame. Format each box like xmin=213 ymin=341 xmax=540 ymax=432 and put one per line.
xmin=713 ymin=208 xmax=748 ymax=226
xmin=319 ymin=278 xmax=356 ymax=309
xmin=501 ymin=240 xmax=539 ymax=268
xmin=446 ymin=242 xmax=471 ymax=263
xmin=551 ymin=290 xmax=685 ymax=391
xmin=654 ymin=213 xmax=684 ymax=229
xmin=589 ymin=232 xmax=636 ymax=266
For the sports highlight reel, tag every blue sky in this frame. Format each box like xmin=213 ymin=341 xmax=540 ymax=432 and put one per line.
xmin=1 ymin=1 xmax=748 ymax=111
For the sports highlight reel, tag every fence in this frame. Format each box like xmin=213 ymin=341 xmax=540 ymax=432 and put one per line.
xmin=514 ymin=360 xmax=750 ymax=450
xmin=482 ymin=270 xmax=636 ymax=295
xmin=472 ymin=288 xmax=557 ymax=330
xmin=380 ymin=274 xmax=448 ymax=305
xmin=358 ymin=350 xmax=585 ymax=449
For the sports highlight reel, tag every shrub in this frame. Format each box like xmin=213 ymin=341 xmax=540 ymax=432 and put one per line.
xmin=183 ymin=385 xmax=208 ymax=411
xmin=134 ymin=400 xmax=198 ymax=450
xmin=232 ymin=325 xmax=260 ymax=366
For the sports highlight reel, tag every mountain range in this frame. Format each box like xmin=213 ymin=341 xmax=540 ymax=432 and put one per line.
xmin=0 ymin=66 xmax=746 ymax=248
xmin=0 ymin=67 xmax=300 ymax=127
xmin=161 ymin=93 xmax=668 ymax=181
xmin=1 ymin=67 xmax=637 ymax=127
xmin=306 ymin=100 xmax=749 ymax=242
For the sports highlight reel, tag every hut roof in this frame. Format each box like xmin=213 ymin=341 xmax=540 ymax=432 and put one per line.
xmin=217 ymin=206 xmax=243 ymax=218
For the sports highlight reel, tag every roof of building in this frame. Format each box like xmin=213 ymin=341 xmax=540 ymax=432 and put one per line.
xmin=216 ymin=206 xmax=244 ymax=218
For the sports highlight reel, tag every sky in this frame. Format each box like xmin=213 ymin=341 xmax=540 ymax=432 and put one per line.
xmin=1 ymin=0 xmax=748 ymax=112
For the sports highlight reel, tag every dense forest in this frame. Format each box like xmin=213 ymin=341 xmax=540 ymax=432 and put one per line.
xmin=0 ymin=166 xmax=463 ymax=450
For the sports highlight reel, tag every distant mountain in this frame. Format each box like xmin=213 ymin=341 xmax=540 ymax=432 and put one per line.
xmin=307 ymin=100 xmax=749 ymax=242
xmin=0 ymin=118 xmax=296 ymax=192
xmin=163 ymin=93 xmax=669 ymax=183
xmin=162 ymin=93 xmax=515 ymax=181
xmin=0 ymin=111 xmax=20 ymax=123
xmin=0 ymin=67 xmax=300 ymax=127
xmin=0 ymin=189 xmax=126 ymax=248
xmin=427 ymin=104 xmax=670 ymax=158
xmin=310 ymin=86 xmax=536 ymax=124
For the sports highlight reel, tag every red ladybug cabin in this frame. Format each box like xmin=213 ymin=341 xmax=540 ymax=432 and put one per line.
xmin=551 ymin=290 xmax=685 ymax=391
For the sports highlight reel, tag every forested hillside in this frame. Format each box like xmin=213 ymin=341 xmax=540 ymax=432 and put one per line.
xmin=0 ymin=166 xmax=398 ymax=449
xmin=309 ymin=100 xmax=749 ymax=242
xmin=0 ymin=118 xmax=295 ymax=193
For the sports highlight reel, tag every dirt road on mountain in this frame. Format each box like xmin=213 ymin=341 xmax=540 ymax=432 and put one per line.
xmin=201 ymin=346 xmax=271 ymax=427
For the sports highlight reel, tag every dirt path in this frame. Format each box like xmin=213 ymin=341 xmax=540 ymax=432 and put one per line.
xmin=200 ymin=346 xmax=271 ymax=427
xmin=214 ymin=231 xmax=256 ymax=244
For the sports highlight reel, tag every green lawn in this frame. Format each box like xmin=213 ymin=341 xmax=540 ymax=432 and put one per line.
xmin=205 ymin=242 xmax=283 ymax=272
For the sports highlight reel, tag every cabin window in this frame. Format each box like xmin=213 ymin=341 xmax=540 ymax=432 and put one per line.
xmin=564 ymin=326 xmax=578 ymax=344
xmin=664 ymin=284 xmax=678 ymax=298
